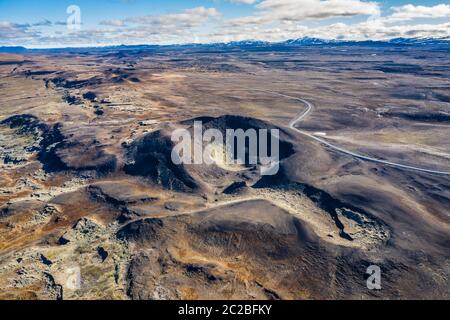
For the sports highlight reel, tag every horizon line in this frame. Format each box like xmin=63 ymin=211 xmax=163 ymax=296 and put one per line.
xmin=1 ymin=36 xmax=449 ymax=51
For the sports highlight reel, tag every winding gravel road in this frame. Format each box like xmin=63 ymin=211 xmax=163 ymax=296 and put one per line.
xmin=252 ymin=89 xmax=450 ymax=176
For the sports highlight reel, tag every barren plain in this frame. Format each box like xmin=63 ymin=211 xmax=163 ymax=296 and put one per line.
xmin=0 ymin=44 xmax=449 ymax=299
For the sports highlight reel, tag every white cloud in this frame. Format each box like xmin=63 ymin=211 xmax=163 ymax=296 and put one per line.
xmin=0 ymin=21 xmax=35 ymax=40
xmin=388 ymin=4 xmax=450 ymax=21
xmin=127 ymin=6 xmax=220 ymax=28
xmin=209 ymin=19 xmax=450 ymax=43
xmin=100 ymin=19 xmax=126 ymax=27
xmin=310 ymin=20 xmax=450 ymax=40
xmin=2 ymin=2 xmax=450 ymax=47
xmin=257 ymin=0 xmax=380 ymax=22
xmin=32 ymin=19 xmax=53 ymax=27
xmin=215 ymin=2 xmax=450 ymax=43
xmin=226 ymin=0 xmax=380 ymax=31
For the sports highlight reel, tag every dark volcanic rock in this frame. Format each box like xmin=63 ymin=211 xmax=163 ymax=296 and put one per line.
xmin=97 ymin=247 xmax=108 ymax=262
xmin=183 ymin=115 xmax=295 ymax=167
xmin=50 ymin=76 xmax=102 ymax=89
xmin=381 ymin=111 xmax=450 ymax=123
xmin=43 ymin=128 xmax=117 ymax=174
xmin=94 ymin=109 xmax=104 ymax=116
xmin=88 ymin=185 xmax=128 ymax=207
xmin=118 ymin=197 xmax=445 ymax=299
xmin=87 ymin=183 xmax=157 ymax=208
xmin=39 ymin=254 xmax=53 ymax=266
xmin=63 ymin=92 xmax=82 ymax=105
xmin=253 ymin=170 xmax=389 ymax=242
xmin=0 ymin=114 xmax=62 ymax=171
xmin=124 ymin=130 xmax=199 ymax=192
xmin=0 ymin=114 xmax=44 ymax=135
xmin=57 ymin=236 xmax=70 ymax=245
xmin=223 ymin=181 xmax=247 ymax=194
xmin=3 ymin=116 xmax=110 ymax=174
xmin=38 ymin=123 xmax=68 ymax=172
xmin=23 ymin=70 xmax=56 ymax=77
xmin=3 ymin=155 xmax=24 ymax=164
xmin=374 ymin=63 xmax=424 ymax=74
xmin=117 ymin=218 xmax=164 ymax=242
xmin=82 ymin=91 xmax=97 ymax=102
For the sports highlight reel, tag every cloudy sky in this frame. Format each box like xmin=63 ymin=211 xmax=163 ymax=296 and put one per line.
xmin=0 ymin=0 xmax=449 ymax=48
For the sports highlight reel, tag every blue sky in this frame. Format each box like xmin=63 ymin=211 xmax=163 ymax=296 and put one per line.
xmin=0 ymin=0 xmax=254 ymax=26
xmin=0 ymin=0 xmax=449 ymax=47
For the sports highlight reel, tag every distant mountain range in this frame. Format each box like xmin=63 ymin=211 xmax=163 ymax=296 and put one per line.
xmin=282 ymin=37 xmax=450 ymax=46
xmin=1 ymin=37 xmax=449 ymax=53
xmin=0 ymin=46 xmax=28 ymax=53
xmin=224 ymin=37 xmax=450 ymax=47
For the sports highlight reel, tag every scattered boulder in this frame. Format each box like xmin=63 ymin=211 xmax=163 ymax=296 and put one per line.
xmin=57 ymin=236 xmax=70 ymax=245
xmin=82 ymin=91 xmax=97 ymax=102
xmin=73 ymin=218 xmax=100 ymax=234
xmin=39 ymin=254 xmax=53 ymax=266
xmin=97 ymin=247 xmax=108 ymax=262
